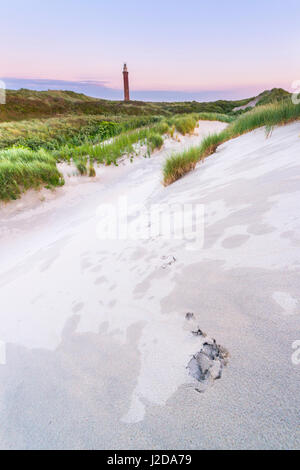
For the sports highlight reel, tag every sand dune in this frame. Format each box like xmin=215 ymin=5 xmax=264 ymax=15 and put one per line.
xmin=0 ymin=121 xmax=299 ymax=449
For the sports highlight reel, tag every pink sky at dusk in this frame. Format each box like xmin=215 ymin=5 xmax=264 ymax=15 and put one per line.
xmin=1 ymin=0 xmax=298 ymax=100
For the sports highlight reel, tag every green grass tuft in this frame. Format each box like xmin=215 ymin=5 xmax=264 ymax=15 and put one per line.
xmin=88 ymin=164 xmax=96 ymax=177
xmin=173 ymin=115 xmax=198 ymax=135
xmin=163 ymin=100 xmax=300 ymax=185
xmin=75 ymin=159 xmax=88 ymax=175
xmin=197 ymin=112 xmax=234 ymax=123
xmin=147 ymin=132 xmax=164 ymax=152
xmin=0 ymin=147 xmax=64 ymax=200
xmin=55 ymin=120 xmax=170 ymax=166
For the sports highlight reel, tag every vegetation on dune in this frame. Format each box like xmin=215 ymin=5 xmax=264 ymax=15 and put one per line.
xmin=153 ymin=120 xmax=170 ymax=135
xmin=147 ymin=132 xmax=164 ymax=152
xmin=172 ymin=115 xmax=198 ymax=135
xmin=163 ymin=147 xmax=200 ymax=183
xmin=197 ymin=112 xmax=234 ymax=123
xmin=256 ymin=88 xmax=291 ymax=106
xmin=57 ymin=121 xmax=170 ymax=166
xmin=0 ymin=87 xmax=293 ymax=201
xmin=0 ymin=114 xmax=161 ymax=151
xmin=0 ymin=148 xmax=64 ymax=200
xmin=0 ymin=88 xmax=265 ymax=124
xmin=0 ymin=115 xmax=175 ymax=201
xmin=0 ymin=89 xmax=163 ymax=122
xmin=164 ymin=112 xmax=233 ymax=133
xmin=74 ymin=158 xmax=88 ymax=176
xmin=163 ymin=99 xmax=300 ymax=185
xmin=88 ymin=162 xmax=96 ymax=177
xmin=228 ymin=99 xmax=300 ymax=134
xmin=159 ymin=97 xmax=255 ymax=116
xmin=0 ymin=88 xmax=289 ymax=152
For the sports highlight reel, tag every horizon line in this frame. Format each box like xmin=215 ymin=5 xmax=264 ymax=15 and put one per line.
xmin=0 ymin=76 xmax=290 ymax=103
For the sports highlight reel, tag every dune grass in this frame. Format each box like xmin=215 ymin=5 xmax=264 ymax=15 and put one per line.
xmin=0 ymin=118 xmax=171 ymax=201
xmin=173 ymin=115 xmax=198 ymax=135
xmin=74 ymin=158 xmax=88 ymax=176
xmin=163 ymin=100 xmax=300 ymax=185
xmin=0 ymin=147 xmax=64 ymax=200
xmin=147 ymin=132 xmax=164 ymax=152
xmin=164 ymin=112 xmax=233 ymax=135
xmin=55 ymin=120 xmax=170 ymax=166
xmin=1 ymin=88 xmax=262 ymax=123
xmin=197 ymin=112 xmax=234 ymax=123
xmin=88 ymin=162 xmax=96 ymax=177
xmin=0 ymin=115 xmax=161 ymax=151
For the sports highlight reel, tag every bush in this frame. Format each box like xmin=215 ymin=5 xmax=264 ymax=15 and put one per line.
xmin=98 ymin=121 xmax=121 ymax=140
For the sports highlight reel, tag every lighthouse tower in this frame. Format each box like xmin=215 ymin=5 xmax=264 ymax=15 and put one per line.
xmin=123 ymin=63 xmax=130 ymax=102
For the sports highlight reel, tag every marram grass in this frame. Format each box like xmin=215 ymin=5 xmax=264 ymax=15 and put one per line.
xmin=147 ymin=132 xmax=164 ymax=152
xmin=197 ymin=112 xmax=234 ymax=123
xmin=163 ymin=100 xmax=300 ymax=185
xmin=173 ymin=115 xmax=198 ymax=135
xmin=0 ymin=115 xmax=161 ymax=151
xmin=0 ymin=147 xmax=64 ymax=201
xmin=0 ymin=111 xmax=235 ymax=201
xmin=55 ymin=121 xmax=170 ymax=166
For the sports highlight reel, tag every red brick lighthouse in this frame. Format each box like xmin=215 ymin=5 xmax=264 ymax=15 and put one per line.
xmin=123 ymin=63 xmax=130 ymax=102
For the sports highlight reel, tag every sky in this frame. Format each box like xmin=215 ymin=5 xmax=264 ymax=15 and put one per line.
xmin=0 ymin=0 xmax=299 ymax=101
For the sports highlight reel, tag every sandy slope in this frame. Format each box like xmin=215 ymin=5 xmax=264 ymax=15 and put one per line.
xmin=233 ymin=97 xmax=260 ymax=111
xmin=0 ymin=121 xmax=299 ymax=449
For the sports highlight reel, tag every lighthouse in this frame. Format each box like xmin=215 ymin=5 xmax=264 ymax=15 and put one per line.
xmin=123 ymin=63 xmax=130 ymax=102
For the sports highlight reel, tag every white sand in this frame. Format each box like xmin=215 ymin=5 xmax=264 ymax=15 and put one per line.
xmin=0 ymin=120 xmax=299 ymax=449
